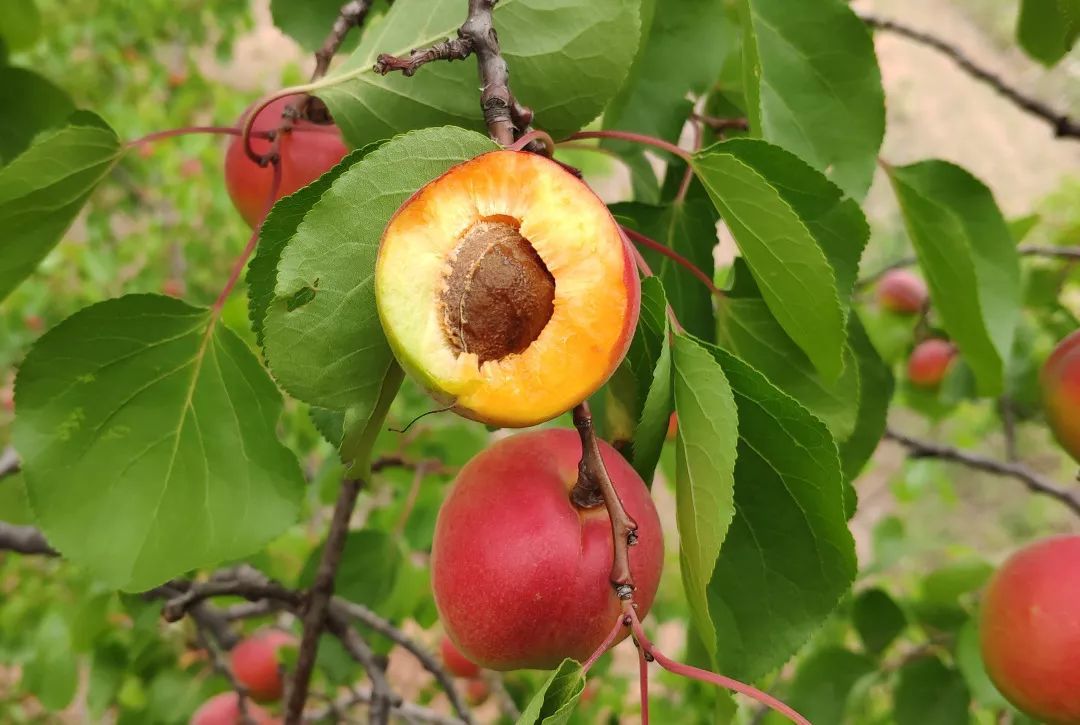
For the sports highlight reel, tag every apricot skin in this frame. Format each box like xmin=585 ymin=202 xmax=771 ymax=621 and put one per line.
xmin=979 ymin=536 xmax=1080 ymax=724
xmin=230 ymin=630 xmax=294 ymax=702
xmin=190 ymin=692 xmax=277 ymax=725
xmin=1042 ymin=330 xmax=1080 ymax=462
xmin=440 ymin=635 xmax=481 ymax=678
xmin=432 ymin=429 xmax=663 ymax=671
xmin=224 ymin=94 xmax=348 ymax=228
xmin=876 ymin=269 xmax=928 ymax=315
xmin=907 ymin=339 xmax=956 ymax=388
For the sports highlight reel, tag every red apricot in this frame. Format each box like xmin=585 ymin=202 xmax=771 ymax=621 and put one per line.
xmin=190 ymin=692 xmax=277 ymax=725
xmin=230 ymin=630 xmax=295 ymax=702
xmin=224 ymin=94 xmax=348 ymax=228
xmin=907 ymin=339 xmax=956 ymax=388
xmin=440 ymin=635 xmax=481 ymax=678
xmin=432 ymin=429 xmax=663 ymax=671
xmin=465 ymin=678 xmax=490 ymax=706
xmin=980 ymin=536 xmax=1080 ymax=724
xmin=1042 ymin=330 xmax=1080 ymax=462
xmin=876 ymin=269 xmax=929 ymax=315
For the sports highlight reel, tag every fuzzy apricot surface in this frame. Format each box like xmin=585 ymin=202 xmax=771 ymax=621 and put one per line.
xmin=1042 ymin=330 xmax=1080 ymax=462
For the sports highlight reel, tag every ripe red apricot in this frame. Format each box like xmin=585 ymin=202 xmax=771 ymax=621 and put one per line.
xmin=1042 ymin=330 xmax=1080 ymax=462
xmin=224 ymin=94 xmax=348 ymax=228
xmin=907 ymin=339 xmax=956 ymax=388
xmin=190 ymin=692 xmax=277 ymax=725
xmin=432 ymin=429 xmax=663 ymax=671
xmin=375 ymin=150 xmax=640 ymax=428
xmin=230 ymin=630 xmax=295 ymax=702
xmin=440 ymin=634 xmax=481 ymax=678
xmin=980 ymin=536 xmax=1080 ymax=724
xmin=876 ymin=269 xmax=929 ymax=314
xmin=465 ymin=678 xmax=490 ymax=706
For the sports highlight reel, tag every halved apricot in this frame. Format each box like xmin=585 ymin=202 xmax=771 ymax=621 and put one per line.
xmin=376 ymin=150 xmax=639 ymax=427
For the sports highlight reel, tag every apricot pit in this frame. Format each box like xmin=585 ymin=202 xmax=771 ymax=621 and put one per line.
xmin=376 ymin=150 xmax=639 ymax=427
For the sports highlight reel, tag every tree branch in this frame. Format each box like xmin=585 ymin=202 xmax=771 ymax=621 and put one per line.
xmin=372 ymin=0 xmax=532 ymax=145
xmin=884 ymin=427 xmax=1080 ymax=517
xmin=312 ymin=1 xmax=376 ymax=81
xmin=285 ymin=477 xmax=363 ymax=724
xmin=0 ymin=522 xmax=57 ymax=556
xmin=860 ymin=13 xmax=1080 ymax=140
xmin=857 ymin=244 xmax=1080 ymax=288
xmin=569 ymin=402 xmax=638 ymax=597
xmin=324 ymin=612 xmax=398 ymax=724
xmin=309 ymin=686 xmax=466 ymax=724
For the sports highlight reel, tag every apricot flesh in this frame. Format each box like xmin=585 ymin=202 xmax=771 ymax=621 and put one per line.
xmin=979 ymin=536 xmax=1080 ymax=724
xmin=224 ymin=94 xmax=348 ymax=227
xmin=876 ymin=269 xmax=928 ymax=315
xmin=432 ymin=429 xmax=663 ymax=671
xmin=907 ymin=339 xmax=956 ymax=388
xmin=376 ymin=150 xmax=640 ymax=428
xmin=1042 ymin=330 xmax=1080 ymax=462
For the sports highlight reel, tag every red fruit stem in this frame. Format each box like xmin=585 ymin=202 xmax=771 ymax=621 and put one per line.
xmin=508 ymin=129 xmax=555 ymax=155
xmin=564 ymin=130 xmax=693 ymax=163
xmin=638 ymin=638 xmax=651 ymax=725
xmin=621 ymin=226 xmax=724 ymax=300
xmin=241 ymin=90 xmax=303 ymax=165
xmin=569 ymin=402 xmax=639 ymax=596
xmin=581 ymin=615 xmax=626 ymax=673
xmin=125 ymin=126 xmax=272 ymax=148
xmin=623 ymin=603 xmax=811 ymax=725
xmin=622 ymin=229 xmax=685 ymax=334
xmin=674 ymin=117 xmax=703 ymax=204
xmin=212 ymin=159 xmax=282 ymax=313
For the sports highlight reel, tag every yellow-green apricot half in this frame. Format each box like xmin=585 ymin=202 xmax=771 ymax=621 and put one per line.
xmin=375 ymin=150 xmax=640 ymax=427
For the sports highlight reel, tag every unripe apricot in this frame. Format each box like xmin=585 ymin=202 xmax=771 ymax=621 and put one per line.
xmin=440 ymin=635 xmax=480 ymax=678
xmin=979 ymin=536 xmax=1080 ymax=724
xmin=376 ymin=150 xmax=639 ymax=428
xmin=1042 ymin=330 xmax=1080 ymax=462
xmin=190 ymin=692 xmax=277 ymax=725
xmin=907 ymin=339 xmax=956 ymax=388
xmin=432 ymin=429 xmax=663 ymax=671
xmin=876 ymin=269 xmax=928 ymax=315
xmin=224 ymin=94 xmax=348 ymax=228
xmin=230 ymin=630 xmax=294 ymax=702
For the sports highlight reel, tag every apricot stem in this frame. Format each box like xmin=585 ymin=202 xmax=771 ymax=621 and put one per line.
xmin=508 ymin=129 xmax=555 ymax=156
xmin=125 ymin=126 xmax=272 ymax=148
xmin=564 ymin=130 xmax=693 ymax=163
xmin=570 ymin=402 xmax=639 ymax=595
xmin=581 ymin=614 xmax=627 ymax=673
xmin=637 ymin=634 xmax=651 ymax=725
xmin=623 ymin=231 xmax=685 ymax=333
xmin=623 ymin=602 xmax=811 ymax=725
xmin=621 ymin=226 xmax=724 ymax=300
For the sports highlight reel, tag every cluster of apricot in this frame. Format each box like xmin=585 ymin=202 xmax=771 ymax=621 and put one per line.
xmin=191 ymin=630 xmax=294 ymax=724
xmin=875 ymin=269 xmax=958 ymax=388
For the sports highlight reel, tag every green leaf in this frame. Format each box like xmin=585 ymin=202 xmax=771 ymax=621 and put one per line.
xmin=13 ymin=295 xmax=305 ymax=590
xmin=310 ymin=407 xmax=345 ymax=448
xmin=894 ymin=657 xmax=972 ymax=725
xmin=839 ymin=312 xmax=893 ymax=481
xmin=604 ymin=0 xmax=730 ymax=143
xmin=672 ymin=335 xmax=738 ymax=664
xmin=21 ymin=612 xmax=77 ymax=711
xmin=920 ymin=560 xmax=994 ymax=606
xmin=613 ymin=188 xmax=719 ymax=340
xmin=717 ymin=261 xmax=860 ymax=439
xmin=0 ymin=0 xmax=41 ymax=52
xmin=763 ymin=647 xmax=874 ymax=725
xmin=339 ymin=361 xmax=404 ymax=477
xmin=515 ymin=659 xmax=585 ymax=725
xmin=262 ymin=126 xmax=496 ymax=411
xmin=693 ymin=142 xmax=849 ymax=379
xmin=852 ymin=588 xmax=907 ymax=656
xmin=300 ymin=529 xmax=403 ymax=610
xmin=741 ymin=0 xmax=885 ymax=198
xmin=704 ymin=344 xmax=856 ymax=680
xmin=247 ymin=146 xmax=372 ymax=349
xmin=0 ymin=67 xmax=74 ymax=166
xmin=0 ymin=112 xmax=121 ymax=303
xmin=319 ymin=0 xmax=641 ymax=147
xmin=888 ymin=161 xmax=1021 ymax=395
xmin=955 ymin=618 xmax=1010 ymax=708
xmin=1017 ymin=0 xmax=1080 ymax=66
xmin=271 ymin=0 xmax=383 ymax=51
xmin=0 ymin=472 xmax=32 ymax=525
